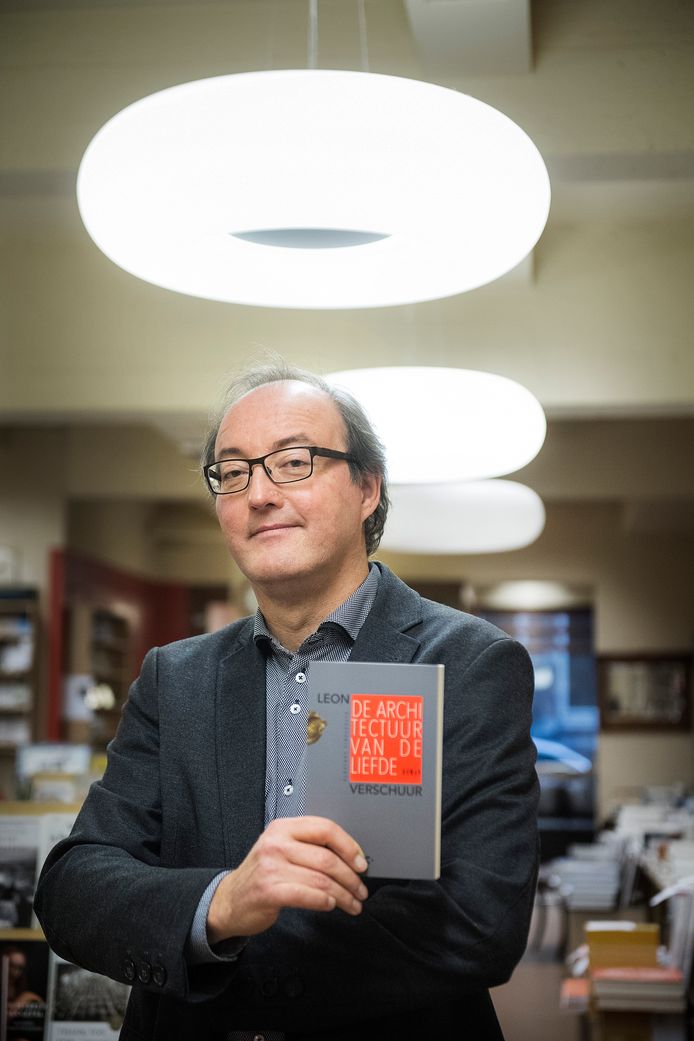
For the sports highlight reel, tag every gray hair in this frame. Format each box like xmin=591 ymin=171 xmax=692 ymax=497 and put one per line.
xmin=201 ymin=358 xmax=389 ymax=556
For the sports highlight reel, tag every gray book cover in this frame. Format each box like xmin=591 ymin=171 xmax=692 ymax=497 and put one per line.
xmin=305 ymin=660 xmax=444 ymax=879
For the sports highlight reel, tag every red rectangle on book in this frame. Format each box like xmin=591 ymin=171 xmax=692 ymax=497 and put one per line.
xmin=349 ymin=693 xmax=423 ymax=784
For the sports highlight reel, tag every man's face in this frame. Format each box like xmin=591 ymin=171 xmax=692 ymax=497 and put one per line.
xmin=213 ymin=381 xmax=380 ymax=592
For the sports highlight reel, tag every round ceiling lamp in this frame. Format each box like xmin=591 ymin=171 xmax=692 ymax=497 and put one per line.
xmin=77 ymin=70 xmax=550 ymax=309
xmin=381 ymin=481 xmax=545 ymax=554
xmin=326 ymin=367 xmax=546 ymax=482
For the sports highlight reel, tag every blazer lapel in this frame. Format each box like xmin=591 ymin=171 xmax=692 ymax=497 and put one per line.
xmin=215 ymin=623 xmax=267 ymax=867
xmin=349 ymin=564 xmax=424 ymax=665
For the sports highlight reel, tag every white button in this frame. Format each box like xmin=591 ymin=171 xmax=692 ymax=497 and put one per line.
xmin=283 ymin=784 xmax=294 ymax=796
xmin=290 ymin=702 xmax=301 ymax=714
xmin=295 ymin=672 xmax=306 ymax=683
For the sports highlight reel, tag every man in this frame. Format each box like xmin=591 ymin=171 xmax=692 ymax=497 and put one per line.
xmin=35 ymin=361 xmax=539 ymax=1041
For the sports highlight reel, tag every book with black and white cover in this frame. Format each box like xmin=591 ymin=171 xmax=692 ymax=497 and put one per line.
xmin=45 ymin=953 xmax=130 ymax=1041
xmin=0 ymin=806 xmax=80 ymax=933
xmin=304 ymin=660 xmax=444 ymax=880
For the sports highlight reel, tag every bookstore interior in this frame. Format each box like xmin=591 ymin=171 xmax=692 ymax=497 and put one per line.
xmin=1 ymin=2 xmax=694 ymax=1040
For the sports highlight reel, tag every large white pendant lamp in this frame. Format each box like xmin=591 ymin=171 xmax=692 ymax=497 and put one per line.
xmin=76 ymin=69 xmax=550 ymax=309
xmin=381 ymin=481 xmax=545 ymax=554
xmin=327 ymin=367 xmax=546 ymax=483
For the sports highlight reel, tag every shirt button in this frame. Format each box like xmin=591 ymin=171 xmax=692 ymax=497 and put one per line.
xmin=290 ymin=702 xmax=301 ymax=714
xmin=295 ymin=672 xmax=306 ymax=683
xmin=283 ymin=784 xmax=294 ymax=796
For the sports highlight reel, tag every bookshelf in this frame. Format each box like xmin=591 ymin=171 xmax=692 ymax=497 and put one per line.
xmin=0 ymin=591 xmax=39 ymax=756
xmin=65 ymin=604 xmax=132 ymax=749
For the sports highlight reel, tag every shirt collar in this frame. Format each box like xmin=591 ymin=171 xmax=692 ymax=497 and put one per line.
xmin=253 ymin=563 xmax=380 ymax=650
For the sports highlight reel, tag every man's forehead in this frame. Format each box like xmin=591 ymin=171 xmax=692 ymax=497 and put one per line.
xmin=217 ymin=380 xmax=343 ymax=447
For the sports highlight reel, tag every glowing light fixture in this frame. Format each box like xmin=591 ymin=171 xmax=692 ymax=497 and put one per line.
xmin=77 ymin=70 xmax=550 ymax=309
xmin=381 ymin=481 xmax=545 ymax=554
xmin=327 ymin=367 xmax=546 ymax=483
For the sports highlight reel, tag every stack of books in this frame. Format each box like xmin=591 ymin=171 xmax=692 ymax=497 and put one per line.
xmin=550 ymin=845 xmax=623 ymax=910
xmin=585 ymin=920 xmax=688 ymax=1015
xmin=590 ymin=965 xmax=686 ymax=1013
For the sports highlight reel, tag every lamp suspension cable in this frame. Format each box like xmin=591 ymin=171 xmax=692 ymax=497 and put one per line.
xmin=308 ymin=0 xmax=318 ymax=70
xmin=307 ymin=1 xmax=369 ymax=72
xmin=357 ymin=0 xmax=370 ymax=73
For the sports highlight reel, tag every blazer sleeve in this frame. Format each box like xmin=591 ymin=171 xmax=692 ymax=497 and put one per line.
xmin=33 ymin=647 xmax=239 ymax=1004
xmin=209 ymin=635 xmax=540 ymax=1030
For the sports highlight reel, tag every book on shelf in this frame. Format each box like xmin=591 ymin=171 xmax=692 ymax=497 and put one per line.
xmin=591 ymin=965 xmax=685 ymax=998
xmin=45 ymin=953 xmax=130 ymax=1041
xmin=559 ymin=977 xmax=590 ymax=1014
xmin=585 ymin=920 xmax=660 ymax=969
xmin=0 ymin=936 xmax=49 ymax=1041
xmin=594 ymin=996 xmax=686 ymax=1013
xmin=305 ymin=660 xmax=444 ymax=880
xmin=0 ymin=805 xmax=79 ymax=933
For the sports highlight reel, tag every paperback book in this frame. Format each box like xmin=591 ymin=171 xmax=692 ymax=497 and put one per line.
xmin=305 ymin=660 xmax=444 ymax=879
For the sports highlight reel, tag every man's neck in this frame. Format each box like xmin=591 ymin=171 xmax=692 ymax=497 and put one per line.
xmin=254 ymin=562 xmax=371 ymax=652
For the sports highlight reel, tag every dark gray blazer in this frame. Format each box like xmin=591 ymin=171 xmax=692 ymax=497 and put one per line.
xmin=35 ymin=564 xmax=539 ymax=1041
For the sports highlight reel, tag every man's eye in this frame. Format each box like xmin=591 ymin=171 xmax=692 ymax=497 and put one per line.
xmin=278 ymin=456 xmax=310 ymax=473
xmin=220 ymin=465 xmax=249 ymax=483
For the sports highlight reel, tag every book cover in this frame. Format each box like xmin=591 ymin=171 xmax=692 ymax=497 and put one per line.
xmin=304 ymin=660 xmax=444 ymax=880
xmin=585 ymin=921 xmax=660 ymax=969
xmin=0 ymin=938 xmax=49 ymax=1041
xmin=0 ymin=805 xmax=80 ymax=935
xmin=44 ymin=954 xmax=130 ymax=1041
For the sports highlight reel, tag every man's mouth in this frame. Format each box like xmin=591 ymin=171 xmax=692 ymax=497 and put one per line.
xmin=251 ymin=523 xmax=297 ymax=537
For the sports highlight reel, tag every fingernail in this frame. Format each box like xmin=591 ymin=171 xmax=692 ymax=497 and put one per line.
xmin=351 ymin=899 xmax=362 ymax=915
xmin=355 ymin=854 xmax=368 ymax=872
xmin=358 ymin=883 xmax=368 ymax=900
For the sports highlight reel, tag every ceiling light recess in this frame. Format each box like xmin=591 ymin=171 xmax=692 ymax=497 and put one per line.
xmin=382 ymin=481 xmax=546 ymax=554
xmin=77 ymin=70 xmax=550 ymax=309
xmin=327 ymin=367 xmax=546 ymax=483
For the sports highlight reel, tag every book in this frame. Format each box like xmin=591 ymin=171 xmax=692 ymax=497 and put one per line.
xmin=0 ymin=937 xmax=49 ymax=1041
xmin=45 ymin=953 xmax=130 ymax=1040
xmin=559 ymin=977 xmax=590 ymax=1013
xmin=584 ymin=921 xmax=660 ymax=969
xmin=592 ymin=965 xmax=685 ymax=1000
xmin=0 ymin=805 xmax=80 ymax=932
xmin=305 ymin=660 xmax=444 ymax=879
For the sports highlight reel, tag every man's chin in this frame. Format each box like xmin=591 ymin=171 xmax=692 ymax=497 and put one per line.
xmin=240 ymin=554 xmax=313 ymax=588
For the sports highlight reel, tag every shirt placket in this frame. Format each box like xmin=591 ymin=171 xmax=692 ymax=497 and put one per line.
xmin=273 ymin=652 xmax=310 ymax=819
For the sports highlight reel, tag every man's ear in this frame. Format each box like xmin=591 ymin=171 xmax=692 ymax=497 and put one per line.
xmin=359 ymin=472 xmax=382 ymax=523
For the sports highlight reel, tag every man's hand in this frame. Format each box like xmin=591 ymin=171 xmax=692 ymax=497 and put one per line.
xmin=206 ymin=816 xmax=369 ymax=944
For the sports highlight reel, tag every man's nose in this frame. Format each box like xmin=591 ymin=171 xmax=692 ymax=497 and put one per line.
xmin=246 ymin=462 xmax=282 ymax=505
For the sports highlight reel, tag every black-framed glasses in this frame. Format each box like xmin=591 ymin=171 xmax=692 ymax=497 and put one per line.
xmin=204 ymin=445 xmax=355 ymax=495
